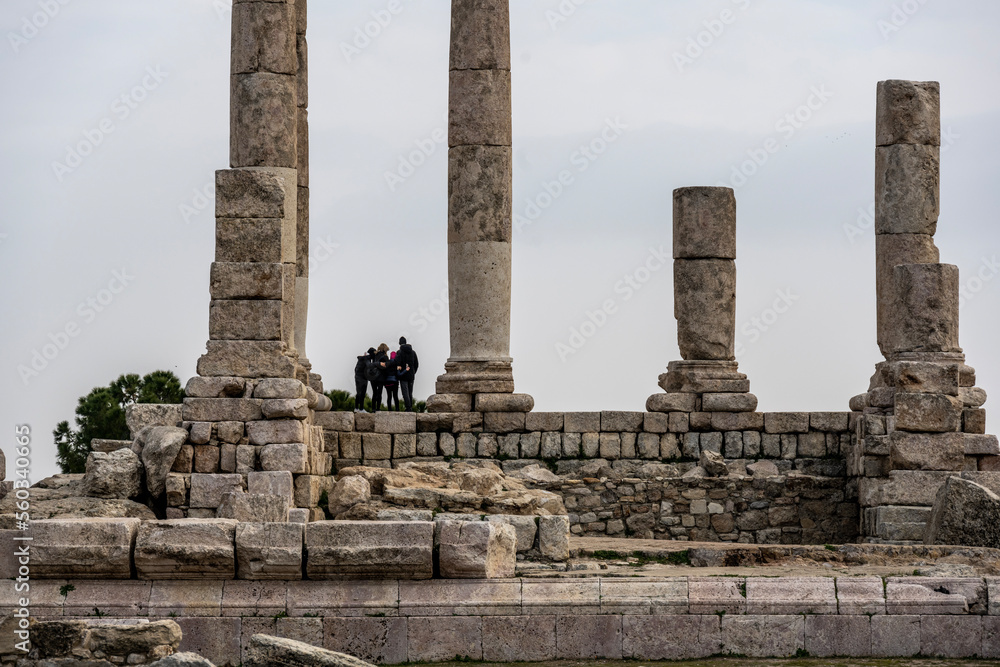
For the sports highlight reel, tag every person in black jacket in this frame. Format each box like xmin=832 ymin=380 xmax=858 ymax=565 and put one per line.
xmin=371 ymin=343 xmax=391 ymax=411
xmin=384 ymin=351 xmax=401 ymax=411
xmin=354 ymin=347 xmax=376 ymax=412
xmin=395 ymin=336 xmax=419 ymax=412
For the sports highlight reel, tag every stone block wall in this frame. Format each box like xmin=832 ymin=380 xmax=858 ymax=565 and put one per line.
xmin=304 ymin=409 xmax=858 ymax=545
xmin=314 ymin=410 xmax=854 ymax=468
xmin=544 ymin=475 xmax=858 ymax=544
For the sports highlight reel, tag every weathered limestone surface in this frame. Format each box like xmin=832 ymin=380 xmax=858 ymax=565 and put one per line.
xmin=236 ymin=521 xmax=304 ymax=580
xmin=673 ymin=187 xmax=737 ymax=259
xmin=31 ymin=518 xmax=139 ymax=579
xmin=876 ymin=79 xmax=941 ymax=147
xmin=875 ymin=144 xmax=940 ymax=235
xmin=218 ymin=491 xmax=289 ymax=522
xmin=126 ymin=404 xmax=183 ymax=439
xmin=889 ymin=432 xmax=965 ymax=471
xmin=81 ymin=448 xmax=142 ymax=499
xmin=247 ymin=633 xmax=377 ymax=667
xmin=305 ymin=521 xmax=434 ymax=580
xmin=438 ymin=520 xmax=516 ymax=578
xmin=889 ymin=263 xmax=961 ymax=354
xmin=674 ymin=259 xmax=736 ymax=361
xmin=925 ymin=476 xmax=1000 ymax=548
xmin=135 ymin=519 xmax=238 ymax=579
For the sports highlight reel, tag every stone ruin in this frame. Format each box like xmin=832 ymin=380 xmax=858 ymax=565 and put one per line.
xmin=6 ymin=2 xmax=1000 ymax=664
xmin=2 ymin=0 xmax=999 ymax=620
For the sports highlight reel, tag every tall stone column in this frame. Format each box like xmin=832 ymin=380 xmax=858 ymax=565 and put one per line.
xmin=874 ymin=80 xmax=941 ymax=358
xmin=292 ymin=0 xmax=321 ymax=392
xmin=851 ymin=80 xmax=997 ymax=544
xmin=197 ymin=0 xmax=300 ymax=379
xmin=429 ymin=0 xmax=533 ymax=414
xmin=648 ymin=187 xmax=757 ymax=415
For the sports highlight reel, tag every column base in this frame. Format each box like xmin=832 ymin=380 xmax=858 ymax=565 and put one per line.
xmin=429 ymin=359 xmax=532 ymax=413
xmin=434 ymin=359 xmax=515 ymax=394
xmin=648 ymin=360 xmax=755 ymax=413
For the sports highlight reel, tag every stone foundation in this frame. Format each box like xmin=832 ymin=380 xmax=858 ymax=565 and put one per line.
xmin=5 ymin=576 xmax=999 ymax=664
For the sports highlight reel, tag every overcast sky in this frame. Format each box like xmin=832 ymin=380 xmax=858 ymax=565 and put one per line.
xmin=3 ymin=0 xmax=1000 ymax=481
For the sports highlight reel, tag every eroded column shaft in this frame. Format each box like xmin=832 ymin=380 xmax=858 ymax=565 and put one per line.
xmin=875 ymin=80 xmax=941 ymax=357
xmin=673 ymin=187 xmax=737 ymax=361
xmin=446 ymin=0 xmax=512 ymax=364
xmin=294 ymin=0 xmax=310 ymax=365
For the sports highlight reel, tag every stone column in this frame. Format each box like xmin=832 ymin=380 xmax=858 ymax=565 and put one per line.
xmin=429 ymin=0 xmax=532 ymax=414
xmin=197 ymin=0 xmax=300 ymax=379
xmin=292 ymin=0 xmax=319 ymax=391
xmin=648 ymin=187 xmax=757 ymax=414
xmin=851 ymin=80 xmax=997 ymax=544
xmin=875 ymin=80 xmax=941 ymax=358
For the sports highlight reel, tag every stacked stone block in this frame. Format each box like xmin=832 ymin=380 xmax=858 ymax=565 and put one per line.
xmin=648 ymin=187 xmax=758 ymax=416
xmin=166 ymin=377 xmax=333 ymax=519
xmin=430 ymin=0 xmax=533 ymax=414
xmin=850 ymin=80 xmax=998 ymax=542
xmin=316 ymin=410 xmax=850 ymax=469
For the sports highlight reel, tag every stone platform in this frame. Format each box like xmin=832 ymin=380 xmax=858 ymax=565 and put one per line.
xmin=5 ymin=573 xmax=999 ymax=664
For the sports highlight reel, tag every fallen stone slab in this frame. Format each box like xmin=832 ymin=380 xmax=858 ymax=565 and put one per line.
xmin=86 ymin=619 xmax=182 ymax=656
xmin=246 ymin=633 xmax=377 ymax=667
xmin=438 ymin=520 xmax=516 ymax=578
xmin=31 ymin=518 xmax=140 ymax=579
xmin=134 ymin=519 xmax=238 ymax=579
xmin=886 ymin=576 xmax=986 ymax=615
xmin=305 ymin=521 xmax=433 ymax=580
xmin=141 ymin=426 xmax=190 ymax=498
xmin=150 ymin=653 xmax=218 ymax=667
xmin=925 ymin=476 xmax=1000 ymax=548
xmin=82 ymin=448 xmax=143 ymax=500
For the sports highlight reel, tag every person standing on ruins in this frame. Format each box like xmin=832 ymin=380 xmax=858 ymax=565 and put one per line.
xmin=354 ymin=347 xmax=377 ymax=412
xmin=384 ymin=351 xmax=401 ymax=411
xmin=371 ymin=343 xmax=391 ymax=411
xmin=396 ymin=336 xmax=419 ymax=412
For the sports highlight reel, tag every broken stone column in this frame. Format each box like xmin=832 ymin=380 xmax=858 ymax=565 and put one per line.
xmin=851 ymin=80 xmax=997 ymax=544
xmin=648 ymin=187 xmax=757 ymax=414
xmin=875 ymin=80 xmax=941 ymax=358
xmin=164 ymin=0 xmax=332 ymax=520
xmin=293 ymin=0 xmax=316 ymax=387
xmin=429 ymin=0 xmax=533 ymax=414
